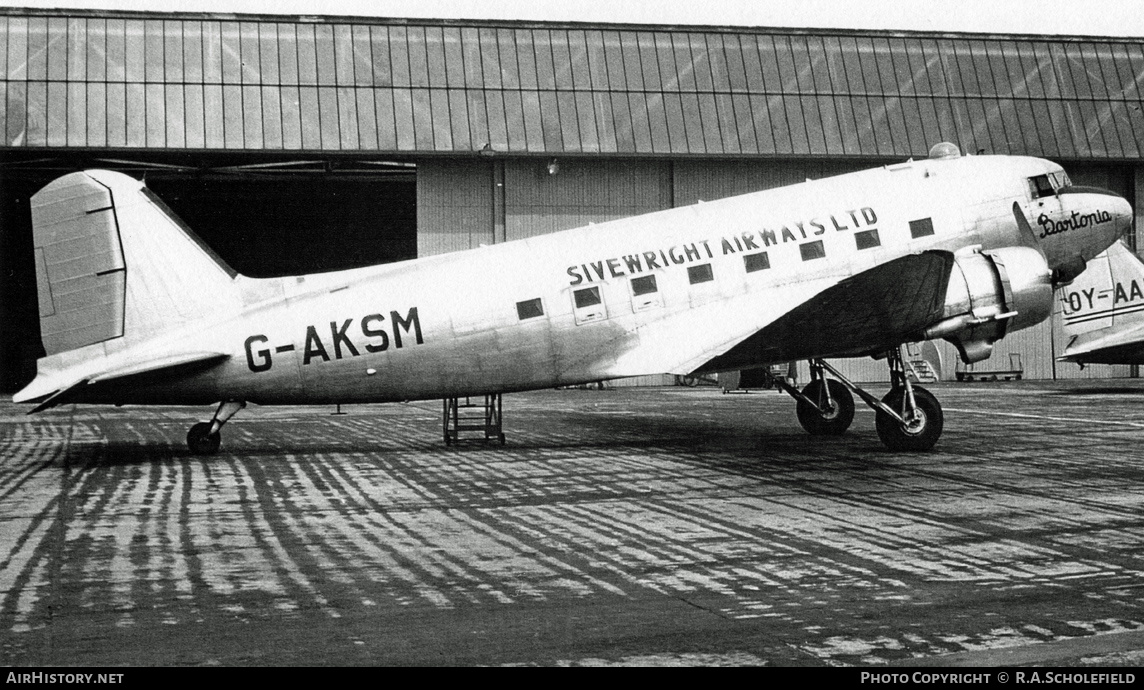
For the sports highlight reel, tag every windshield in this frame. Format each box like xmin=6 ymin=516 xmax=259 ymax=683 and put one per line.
xmin=1028 ymin=170 xmax=1072 ymax=199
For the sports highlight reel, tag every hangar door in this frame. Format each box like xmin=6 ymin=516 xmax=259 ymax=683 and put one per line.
xmin=147 ymin=175 xmax=416 ymax=277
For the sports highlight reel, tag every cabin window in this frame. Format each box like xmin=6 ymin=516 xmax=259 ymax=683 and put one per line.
xmin=743 ymin=252 xmax=770 ymax=273
xmin=572 ymin=286 xmax=607 ymax=324
xmin=800 ymin=240 xmax=826 ymax=261
xmin=631 ymin=275 xmax=658 ymax=296
xmin=1029 ymin=174 xmax=1055 ymax=199
xmin=855 ymin=229 xmax=881 ymax=250
xmin=573 ymin=286 xmax=602 ymax=308
xmin=630 ymin=275 xmax=661 ymax=312
xmin=688 ymin=264 xmax=714 ymax=284
xmin=909 ymin=217 xmax=935 ymax=238
xmin=516 ymin=298 xmax=544 ymax=320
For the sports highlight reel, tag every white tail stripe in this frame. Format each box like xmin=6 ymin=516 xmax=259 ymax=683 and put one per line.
xmin=1064 ymin=303 xmax=1144 ymax=325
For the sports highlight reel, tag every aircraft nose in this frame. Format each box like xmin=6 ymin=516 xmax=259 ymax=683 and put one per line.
xmin=1056 ymin=186 xmax=1133 ymax=261
xmin=1109 ymin=191 xmax=1133 ymax=239
xmin=1096 ymin=190 xmax=1132 ymax=258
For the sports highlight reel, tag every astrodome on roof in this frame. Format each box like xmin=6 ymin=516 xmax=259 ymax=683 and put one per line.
xmin=929 ymin=142 xmax=962 ymax=160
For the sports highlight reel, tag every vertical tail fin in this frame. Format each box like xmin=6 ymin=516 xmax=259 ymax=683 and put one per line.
xmin=1059 ymin=239 xmax=1144 ymax=363
xmin=30 ymin=170 xmax=240 ymax=357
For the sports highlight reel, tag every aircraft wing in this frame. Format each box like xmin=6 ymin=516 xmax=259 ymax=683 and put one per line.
xmin=15 ymin=351 xmax=229 ymax=413
xmin=693 ymin=251 xmax=955 ymax=373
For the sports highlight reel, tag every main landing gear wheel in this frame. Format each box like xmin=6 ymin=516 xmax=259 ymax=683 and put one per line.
xmin=796 ymin=379 xmax=855 ymax=435
xmin=186 ymin=422 xmax=221 ymax=455
xmin=875 ymin=385 xmax=943 ymax=452
xmin=794 ymin=352 xmax=946 ymax=452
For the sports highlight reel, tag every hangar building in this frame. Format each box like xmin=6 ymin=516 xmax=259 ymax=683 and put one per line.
xmin=2 ymin=8 xmax=1143 ymax=390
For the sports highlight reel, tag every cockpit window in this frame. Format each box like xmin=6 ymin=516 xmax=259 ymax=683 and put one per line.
xmin=1029 ymin=171 xmax=1072 ymax=199
xmin=1029 ymin=174 xmax=1055 ymax=199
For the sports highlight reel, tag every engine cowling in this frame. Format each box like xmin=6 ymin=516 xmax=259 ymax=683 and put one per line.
xmin=923 ymin=246 xmax=1053 ymax=363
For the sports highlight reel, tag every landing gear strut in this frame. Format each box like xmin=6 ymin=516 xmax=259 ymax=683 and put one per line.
xmin=187 ymin=400 xmax=246 ymax=455
xmin=873 ymin=349 xmax=943 ymax=452
xmin=773 ymin=346 xmax=944 ymax=451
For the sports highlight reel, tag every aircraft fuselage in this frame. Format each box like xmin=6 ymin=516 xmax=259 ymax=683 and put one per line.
xmin=22 ymin=152 xmax=1132 ymax=408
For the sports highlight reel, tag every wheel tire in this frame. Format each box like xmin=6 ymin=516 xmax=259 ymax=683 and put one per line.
xmin=187 ymin=422 xmax=221 ymax=455
xmin=796 ymin=379 xmax=855 ymax=436
xmin=875 ymin=386 xmax=943 ymax=452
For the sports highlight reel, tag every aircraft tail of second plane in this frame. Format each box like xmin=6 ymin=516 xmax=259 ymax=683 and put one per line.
xmin=1059 ymin=239 xmax=1144 ymax=365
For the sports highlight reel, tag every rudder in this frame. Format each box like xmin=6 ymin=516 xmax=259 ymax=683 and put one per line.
xmin=31 ymin=172 xmax=126 ymax=355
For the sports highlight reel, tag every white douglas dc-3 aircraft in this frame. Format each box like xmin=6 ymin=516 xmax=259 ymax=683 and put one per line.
xmin=12 ymin=143 xmax=1132 ymax=454
xmin=1059 ymin=239 xmax=1144 ymax=366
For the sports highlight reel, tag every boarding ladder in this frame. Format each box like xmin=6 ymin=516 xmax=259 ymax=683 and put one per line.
xmin=907 ymin=359 xmax=938 ymax=384
xmin=443 ymin=394 xmax=505 ymax=446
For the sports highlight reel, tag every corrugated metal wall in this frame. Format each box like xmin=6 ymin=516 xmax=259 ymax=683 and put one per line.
xmin=417 ymin=159 xmax=494 ymax=255
xmin=673 ymin=158 xmax=868 ymax=205
xmin=504 ymin=159 xmax=671 ymax=239
xmin=2 ymin=13 xmax=1144 ymax=160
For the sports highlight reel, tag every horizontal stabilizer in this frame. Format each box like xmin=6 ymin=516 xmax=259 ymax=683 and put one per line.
xmin=87 ymin=351 xmax=230 ymax=384
xmin=28 ymin=379 xmax=89 ymax=414
xmin=1058 ymin=322 xmax=1144 ymax=364
xmin=15 ymin=351 xmax=229 ymax=413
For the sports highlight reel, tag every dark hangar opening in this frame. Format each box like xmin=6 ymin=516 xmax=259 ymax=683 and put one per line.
xmin=147 ymin=175 xmax=417 ymax=278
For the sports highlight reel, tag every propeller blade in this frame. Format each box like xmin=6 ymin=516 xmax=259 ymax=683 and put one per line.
xmin=1012 ymin=201 xmax=1040 ymax=248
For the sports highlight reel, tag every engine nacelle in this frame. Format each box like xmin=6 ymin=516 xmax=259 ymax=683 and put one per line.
xmin=923 ymin=246 xmax=1053 ymax=363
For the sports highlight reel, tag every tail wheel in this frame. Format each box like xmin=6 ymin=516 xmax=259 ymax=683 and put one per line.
xmin=796 ymin=379 xmax=855 ymax=436
xmin=875 ymin=385 xmax=943 ymax=452
xmin=187 ymin=422 xmax=221 ymax=455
